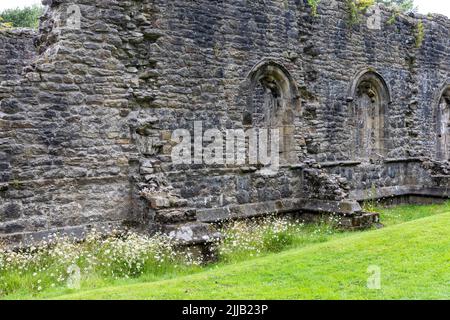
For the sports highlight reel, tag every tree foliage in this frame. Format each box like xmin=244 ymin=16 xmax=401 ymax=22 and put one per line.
xmin=0 ymin=4 xmax=43 ymax=29
xmin=0 ymin=17 xmax=13 ymax=30
xmin=375 ymin=0 xmax=416 ymax=12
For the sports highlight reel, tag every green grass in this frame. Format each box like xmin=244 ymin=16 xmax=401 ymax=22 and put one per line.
xmin=4 ymin=202 xmax=450 ymax=300
xmin=54 ymin=212 xmax=450 ymax=300
xmin=378 ymin=201 xmax=450 ymax=226
xmin=12 ymin=205 xmax=450 ymax=300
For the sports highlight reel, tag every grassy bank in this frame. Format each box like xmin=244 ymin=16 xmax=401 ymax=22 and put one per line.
xmin=57 ymin=212 xmax=450 ymax=300
xmin=2 ymin=202 xmax=449 ymax=300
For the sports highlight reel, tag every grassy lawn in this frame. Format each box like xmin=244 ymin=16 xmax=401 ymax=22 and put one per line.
xmin=4 ymin=202 xmax=450 ymax=300
xmin=377 ymin=200 xmax=450 ymax=225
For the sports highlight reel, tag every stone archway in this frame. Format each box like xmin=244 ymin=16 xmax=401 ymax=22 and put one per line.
xmin=435 ymin=84 xmax=450 ymax=161
xmin=349 ymin=69 xmax=391 ymax=160
xmin=244 ymin=60 xmax=300 ymax=165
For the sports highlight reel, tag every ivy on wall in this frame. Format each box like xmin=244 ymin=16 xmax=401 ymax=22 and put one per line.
xmin=346 ymin=0 xmax=375 ymax=25
xmin=307 ymin=0 xmax=321 ymax=17
xmin=415 ymin=20 xmax=425 ymax=48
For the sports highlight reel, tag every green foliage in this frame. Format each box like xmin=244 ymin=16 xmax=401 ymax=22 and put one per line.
xmin=307 ymin=0 xmax=321 ymax=17
xmin=262 ymin=230 xmax=295 ymax=253
xmin=346 ymin=0 xmax=375 ymax=25
xmin=375 ymin=0 xmax=415 ymax=12
xmin=362 ymin=184 xmax=379 ymax=213
xmin=378 ymin=0 xmax=416 ymax=24
xmin=415 ymin=20 xmax=425 ymax=48
xmin=216 ymin=215 xmax=340 ymax=263
xmin=0 ymin=4 xmax=43 ymax=29
xmin=378 ymin=200 xmax=450 ymax=226
xmin=0 ymin=17 xmax=13 ymax=29
xmin=0 ymin=231 xmax=203 ymax=297
xmin=387 ymin=12 xmax=399 ymax=25
xmin=346 ymin=0 xmax=416 ymax=26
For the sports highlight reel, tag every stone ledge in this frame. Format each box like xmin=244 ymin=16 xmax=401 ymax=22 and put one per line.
xmin=318 ymin=161 xmax=362 ymax=168
xmin=0 ymin=28 xmax=36 ymax=37
xmin=318 ymin=158 xmax=424 ymax=168
xmin=0 ymin=221 xmax=124 ymax=249
xmin=383 ymin=157 xmax=423 ymax=164
xmin=350 ymin=186 xmax=450 ymax=201
xmin=1 ymin=175 xmax=129 ymax=190
xmin=431 ymin=175 xmax=450 ymax=179
xmin=196 ymin=198 xmax=363 ymax=223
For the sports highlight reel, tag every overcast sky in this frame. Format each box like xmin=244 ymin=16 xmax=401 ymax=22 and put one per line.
xmin=0 ymin=0 xmax=449 ymax=17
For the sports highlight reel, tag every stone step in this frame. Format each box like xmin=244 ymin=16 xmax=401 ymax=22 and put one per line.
xmin=161 ymin=222 xmax=222 ymax=245
xmin=338 ymin=211 xmax=381 ymax=230
xmin=155 ymin=208 xmax=197 ymax=224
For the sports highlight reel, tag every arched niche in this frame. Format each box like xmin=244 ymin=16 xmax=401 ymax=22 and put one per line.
xmin=348 ymin=69 xmax=392 ymax=160
xmin=244 ymin=60 xmax=301 ymax=165
xmin=434 ymin=83 xmax=450 ymax=161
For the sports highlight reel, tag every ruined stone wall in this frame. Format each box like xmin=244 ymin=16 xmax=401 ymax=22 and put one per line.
xmin=0 ymin=29 xmax=36 ymax=82
xmin=0 ymin=29 xmax=38 ymax=234
xmin=0 ymin=29 xmax=36 ymax=186
xmin=0 ymin=0 xmax=449 ymax=242
xmin=0 ymin=1 xmax=143 ymax=240
xmin=128 ymin=0 xmax=449 ymax=221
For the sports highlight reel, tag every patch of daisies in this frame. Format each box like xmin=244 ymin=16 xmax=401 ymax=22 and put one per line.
xmin=0 ymin=229 xmax=202 ymax=296
xmin=0 ymin=215 xmax=341 ymax=296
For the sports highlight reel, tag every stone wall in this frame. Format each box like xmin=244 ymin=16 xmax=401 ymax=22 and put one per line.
xmin=0 ymin=0 xmax=449 ymax=243
xmin=0 ymin=29 xmax=35 ymax=187
xmin=0 ymin=29 xmax=36 ymax=82
xmin=0 ymin=2 xmax=143 ymax=240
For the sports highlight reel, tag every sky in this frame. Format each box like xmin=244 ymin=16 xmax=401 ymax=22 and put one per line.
xmin=0 ymin=0 xmax=449 ymax=17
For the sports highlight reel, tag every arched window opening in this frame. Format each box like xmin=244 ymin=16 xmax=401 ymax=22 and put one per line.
xmin=349 ymin=69 xmax=391 ymax=160
xmin=435 ymin=85 xmax=450 ymax=161
xmin=245 ymin=61 xmax=300 ymax=165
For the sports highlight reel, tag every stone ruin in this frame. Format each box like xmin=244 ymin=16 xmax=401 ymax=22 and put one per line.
xmin=0 ymin=0 xmax=448 ymax=246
